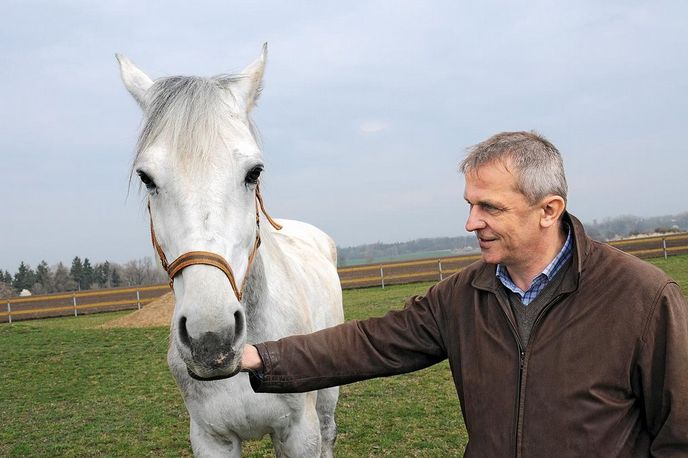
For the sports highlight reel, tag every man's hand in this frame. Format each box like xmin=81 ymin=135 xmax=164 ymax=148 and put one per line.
xmin=241 ymin=344 xmax=263 ymax=372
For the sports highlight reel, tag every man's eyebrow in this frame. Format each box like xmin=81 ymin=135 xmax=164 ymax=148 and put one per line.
xmin=464 ymin=197 xmax=503 ymax=208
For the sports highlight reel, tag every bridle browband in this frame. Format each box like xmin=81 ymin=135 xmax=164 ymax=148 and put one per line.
xmin=148 ymin=183 xmax=282 ymax=301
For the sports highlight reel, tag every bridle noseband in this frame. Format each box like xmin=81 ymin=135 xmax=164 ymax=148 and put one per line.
xmin=148 ymin=183 xmax=282 ymax=301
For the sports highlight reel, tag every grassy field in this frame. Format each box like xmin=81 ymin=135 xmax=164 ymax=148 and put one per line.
xmin=648 ymin=254 xmax=688 ymax=293
xmin=1 ymin=255 xmax=686 ymax=457
xmin=0 ymin=282 xmax=464 ymax=457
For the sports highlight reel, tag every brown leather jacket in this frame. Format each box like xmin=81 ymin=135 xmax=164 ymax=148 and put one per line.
xmin=251 ymin=214 xmax=688 ymax=457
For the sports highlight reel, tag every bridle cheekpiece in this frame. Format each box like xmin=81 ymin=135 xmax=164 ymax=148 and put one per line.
xmin=148 ymin=183 xmax=282 ymax=301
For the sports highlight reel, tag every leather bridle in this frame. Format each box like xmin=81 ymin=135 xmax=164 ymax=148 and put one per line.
xmin=148 ymin=183 xmax=282 ymax=301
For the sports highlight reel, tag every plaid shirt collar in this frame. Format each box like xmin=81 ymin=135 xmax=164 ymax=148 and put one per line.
xmin=496 ymin=223 xmax=573 ymax=305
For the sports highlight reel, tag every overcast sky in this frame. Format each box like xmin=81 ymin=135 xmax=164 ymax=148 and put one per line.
xmin=1 ymin=1 xmax=687 ymax=272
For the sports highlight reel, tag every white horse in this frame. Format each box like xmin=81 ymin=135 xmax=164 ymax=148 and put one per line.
xmin=116 ymin=45 xmax=344 ymax=457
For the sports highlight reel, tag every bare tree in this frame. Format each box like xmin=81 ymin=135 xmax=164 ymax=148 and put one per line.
xmin=0 ymin=281 xmax=15 ymax=299
xmin=52 ymin=262 xmax=77 ymax=292
xmin=120 ymin=257 xmax=167 ymax=286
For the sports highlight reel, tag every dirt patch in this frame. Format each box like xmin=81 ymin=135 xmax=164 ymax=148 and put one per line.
xmin=101 ymin=292 xmax=175 ymax=328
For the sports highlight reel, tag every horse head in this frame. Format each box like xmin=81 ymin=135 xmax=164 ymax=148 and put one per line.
xmin=117 ymin=45 xmax=270 ymax=380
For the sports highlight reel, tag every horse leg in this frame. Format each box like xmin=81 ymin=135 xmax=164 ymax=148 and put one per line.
xmin=315 ymin=386 xmax=339 ymax=458
xmin=189 ymin=418 xmax=241 ymax=458
xmin=272 ymin=392 xmax=321 ymax=457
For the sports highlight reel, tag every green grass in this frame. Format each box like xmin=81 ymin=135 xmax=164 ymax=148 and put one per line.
xmin=1 ymin=282 xmax=461 ymax=457
xmin=2 ymin=255 xmax=686 ymax=457
xmin=647 ymin=255 xmax=688 ymax=293
xmin=0 ymin=315 xmax=190 ymax=457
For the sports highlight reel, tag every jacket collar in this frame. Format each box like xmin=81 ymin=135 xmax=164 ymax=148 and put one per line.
xmin=472 ymin=211 xmax=589 ymax=295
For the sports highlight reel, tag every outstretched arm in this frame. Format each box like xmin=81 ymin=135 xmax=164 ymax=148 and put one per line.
xmin=240 ymin=281 xmax=453 ymax=393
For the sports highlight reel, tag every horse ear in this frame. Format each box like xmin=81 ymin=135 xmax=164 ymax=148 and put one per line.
xmin=116 ymin=54 xmax=154 ymax=108
xmin=234 ymin=43 xmax=267 ymax=112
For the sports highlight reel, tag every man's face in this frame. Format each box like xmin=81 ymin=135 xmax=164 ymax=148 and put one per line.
xmin=463 ymin=160 xmax=543 ymax=269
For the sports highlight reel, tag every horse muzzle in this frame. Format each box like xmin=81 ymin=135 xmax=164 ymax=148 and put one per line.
xmin=178 ymin=324 xmax=244 ymax=380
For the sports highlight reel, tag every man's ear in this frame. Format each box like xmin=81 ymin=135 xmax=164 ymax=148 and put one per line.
xmin=539 ymin=195 xmax=566 ymax=229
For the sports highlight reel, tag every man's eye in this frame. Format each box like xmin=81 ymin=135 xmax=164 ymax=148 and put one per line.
xmin=137 ymin=171 xmax=156 ymax=190
xmin=483 ymin=204 xmax=502 ymax=214
xmin=245 ymin=166 xmax=263 ymax=185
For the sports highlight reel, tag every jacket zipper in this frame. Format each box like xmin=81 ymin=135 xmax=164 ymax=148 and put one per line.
xmin=497 ymin=293 xmax=565 ymax=458
xmin=518 ymin=295 xmax=566 ymax=457
xmin=494 ymin=300 xmax=524 ymax=458
xmin=514 ymin=348 xmax=525 ymax=458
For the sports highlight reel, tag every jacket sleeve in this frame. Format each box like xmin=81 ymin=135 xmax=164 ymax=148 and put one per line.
xmin=249 ymin=280 xmax=452 ymax=393
xmin=638 ymin=281 xmax=688 ymax=455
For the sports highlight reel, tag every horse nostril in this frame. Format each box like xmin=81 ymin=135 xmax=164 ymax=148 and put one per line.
xmin=178 ymin=316 xmax=191 ymax=348
xmin=234 ymin=310 xmax=244 ymax=338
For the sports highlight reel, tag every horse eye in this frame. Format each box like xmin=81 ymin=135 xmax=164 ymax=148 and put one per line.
xmin=137 ymin=171 xmax=156 ymax=190
xmin=245 ymin=166 xmax=263 ymax=185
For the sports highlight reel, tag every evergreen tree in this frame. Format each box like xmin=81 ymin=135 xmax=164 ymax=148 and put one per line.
xmin=70 ymin=257 xmax=83 ymax=291
xmin=2 ymin=270 xmax=12 ymax=285
xmin=93 ymin=261 xmax=113 ymax=288
xmin=102 ymin=261 xmax=112 ymax=288
xmin=33 ymin=260 xmax=54 ymax=294
xmin=81 ymin=258 xmax=94 ymax=290
xmin=94 ymin=263 xmax=104 ymax=288
xmin=13 ymin=262 xmax=36 ymax=292
xmin=111 ymin=267 xmax=122 ymax=288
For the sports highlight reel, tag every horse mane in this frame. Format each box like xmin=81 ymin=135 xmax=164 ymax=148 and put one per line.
xmin=133 ymin=74 xmax=260 ymax=175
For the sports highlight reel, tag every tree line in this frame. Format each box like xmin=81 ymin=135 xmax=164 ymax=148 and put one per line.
xmin=584 ymin=211 xmax=688 ymax=241
xmin=0 ymin=257 xmax=167 ymax=298
xmin=3 ymin=213 xmax=686 ymax=297
xmin=337 ymin=235 xmax=480 ymax=266
xmin=336 ymin=211 xmax=688 ymax=266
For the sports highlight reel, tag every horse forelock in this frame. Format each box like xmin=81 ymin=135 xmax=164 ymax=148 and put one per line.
xmin=133 ymin=74 xmax=259 ymax=177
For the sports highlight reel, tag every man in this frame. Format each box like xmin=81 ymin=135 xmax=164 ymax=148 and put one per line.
xmin=241 ymin=131 xmax=688 ymax=456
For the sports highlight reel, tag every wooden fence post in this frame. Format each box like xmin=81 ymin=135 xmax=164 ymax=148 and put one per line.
xmin=438 ymin=260 xmax=444 ymax=281
xmin=73 ymin=293 xmax=78 ymax=317
xmin=136 ymin=289 xmax=141 ymax=310
xmin=380 ymin=266 xmax=385 ymax=289
xmin=7 ymin=301 xmax=11 ymax=325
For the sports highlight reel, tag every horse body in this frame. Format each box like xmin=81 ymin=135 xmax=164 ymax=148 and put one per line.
xmin=117 ymin=46 xmax=343 ymax=457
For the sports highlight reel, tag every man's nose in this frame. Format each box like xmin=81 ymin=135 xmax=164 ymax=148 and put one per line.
xmin=465 ymin=208 xmax=485 ymax=232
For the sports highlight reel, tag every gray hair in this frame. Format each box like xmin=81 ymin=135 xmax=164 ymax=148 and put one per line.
xmin=459 ymin=131 xmax=568 ymax=204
